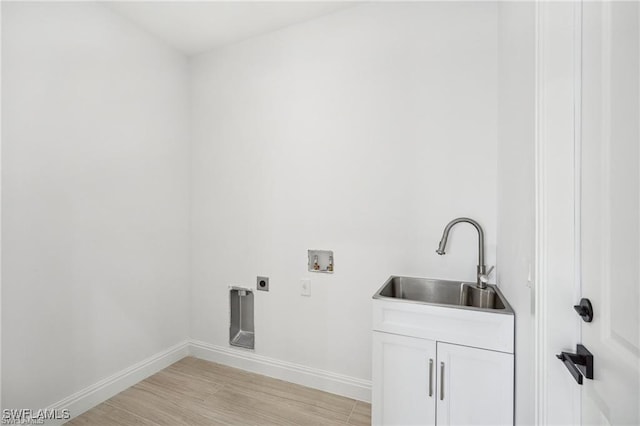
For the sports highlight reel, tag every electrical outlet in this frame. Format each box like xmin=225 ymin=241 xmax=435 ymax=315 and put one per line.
xmin=257 ymin=276 xmax=269 ymax=292
xmin=301 ymin=278 xmax=311 ymax=297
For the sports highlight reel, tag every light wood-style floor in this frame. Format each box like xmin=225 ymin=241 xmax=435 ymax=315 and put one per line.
xmin=68 ymin=357 xmax=371 ymax=425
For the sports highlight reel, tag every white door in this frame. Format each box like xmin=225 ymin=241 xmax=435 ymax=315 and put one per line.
xmin=435 ymin=342 xmax=513 ymax=426
xmin=372 ymin=331 xmax=436 ymax=426
xmin=540 ymin=1 xmax=640 ymax=424
xmin=580 ymin=1 xmax=640 ymax=424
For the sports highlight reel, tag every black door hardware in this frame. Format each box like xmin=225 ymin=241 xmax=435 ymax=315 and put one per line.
xmin=556 ymin=344 xmax=593 ymax=385
xmin=574 ymin=298 xmax=593 ymax=322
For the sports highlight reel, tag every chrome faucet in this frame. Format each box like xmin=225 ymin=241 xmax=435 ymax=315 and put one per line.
xmin=436 ymin=217 xmax=493 ymax=289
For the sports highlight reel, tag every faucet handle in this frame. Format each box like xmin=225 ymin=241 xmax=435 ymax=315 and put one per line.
xmin=480 ymin=265 xmax=495 ymax=284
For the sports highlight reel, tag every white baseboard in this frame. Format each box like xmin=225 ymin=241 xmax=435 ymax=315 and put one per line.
xmin=189 ymin=339 xmax=372 ymax=403
xmin=41 ymin=338 xmax=370 ymax=425
xmin=45 ymin=340 xmax=190 ymax=425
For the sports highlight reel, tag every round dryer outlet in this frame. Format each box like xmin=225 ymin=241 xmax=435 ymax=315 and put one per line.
xmin=257 ymin=276 xmax=269 ymax=292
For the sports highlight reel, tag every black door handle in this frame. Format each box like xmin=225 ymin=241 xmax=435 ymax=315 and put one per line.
xmin=556 ymin=344 xmax=594 ymax=384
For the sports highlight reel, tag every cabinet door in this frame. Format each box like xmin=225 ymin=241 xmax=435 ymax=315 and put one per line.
xmin=436 ymin=342 xmax=514 ymax=426
xmin=372 ymin=331 xmax=437 ymax=426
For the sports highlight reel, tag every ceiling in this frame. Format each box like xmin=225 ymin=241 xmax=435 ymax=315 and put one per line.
xmin=105 ymin=1 xmax=357 ymax=56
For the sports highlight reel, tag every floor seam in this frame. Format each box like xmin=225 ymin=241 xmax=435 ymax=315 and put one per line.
xmin=103 ymin=400 xmax=155 ymax=425
xmin=346 ymin=400 xmax=357 ymax=424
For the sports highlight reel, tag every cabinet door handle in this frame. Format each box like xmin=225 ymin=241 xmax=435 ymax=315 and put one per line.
xmin=440 ymin=362 xmax=445 ymax=401
xmin=428 ymin=358 xmax=434 ymax=397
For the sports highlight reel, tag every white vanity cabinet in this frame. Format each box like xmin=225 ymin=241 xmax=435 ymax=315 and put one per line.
xmin=372 ymin=298 xmax=514 ymax=426
xmin=372 ymin=332 xmax=437 ymax=425
xmin=435 ymin=342 xmax=513 ymax=426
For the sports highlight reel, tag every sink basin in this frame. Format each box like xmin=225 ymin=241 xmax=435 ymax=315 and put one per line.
xmin=373 ymin=276 xmax=513 ymax=313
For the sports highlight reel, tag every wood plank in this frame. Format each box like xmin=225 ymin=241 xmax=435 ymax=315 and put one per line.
xmin=67 ymin=401 xmax=153 ymax=426
xmin=106 ymin=386 xmax=222 ymax=425
xmin=142 ymin=367 xmax=223 ymax=402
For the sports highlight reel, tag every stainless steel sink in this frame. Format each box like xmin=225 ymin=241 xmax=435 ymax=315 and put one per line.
xmin=373 ymin=276 xmax=513 ymax=314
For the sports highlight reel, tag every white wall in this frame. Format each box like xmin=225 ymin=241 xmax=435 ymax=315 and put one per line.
xmin=190 ymin=2 xmax=498 ymax=385
xmin=497 ymin=2 xmax=536 ymax=425
xmin=1 ymin=2 xmax=190 ymax=410
xmin=2 ymin=1 xmax=533 ymax=414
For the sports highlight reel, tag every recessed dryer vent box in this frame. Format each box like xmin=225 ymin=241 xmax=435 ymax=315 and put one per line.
xmin=229 ymin=287 xmax=254 ymax=350
xmin=308 ymin=249 xmax=334 ymax=273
